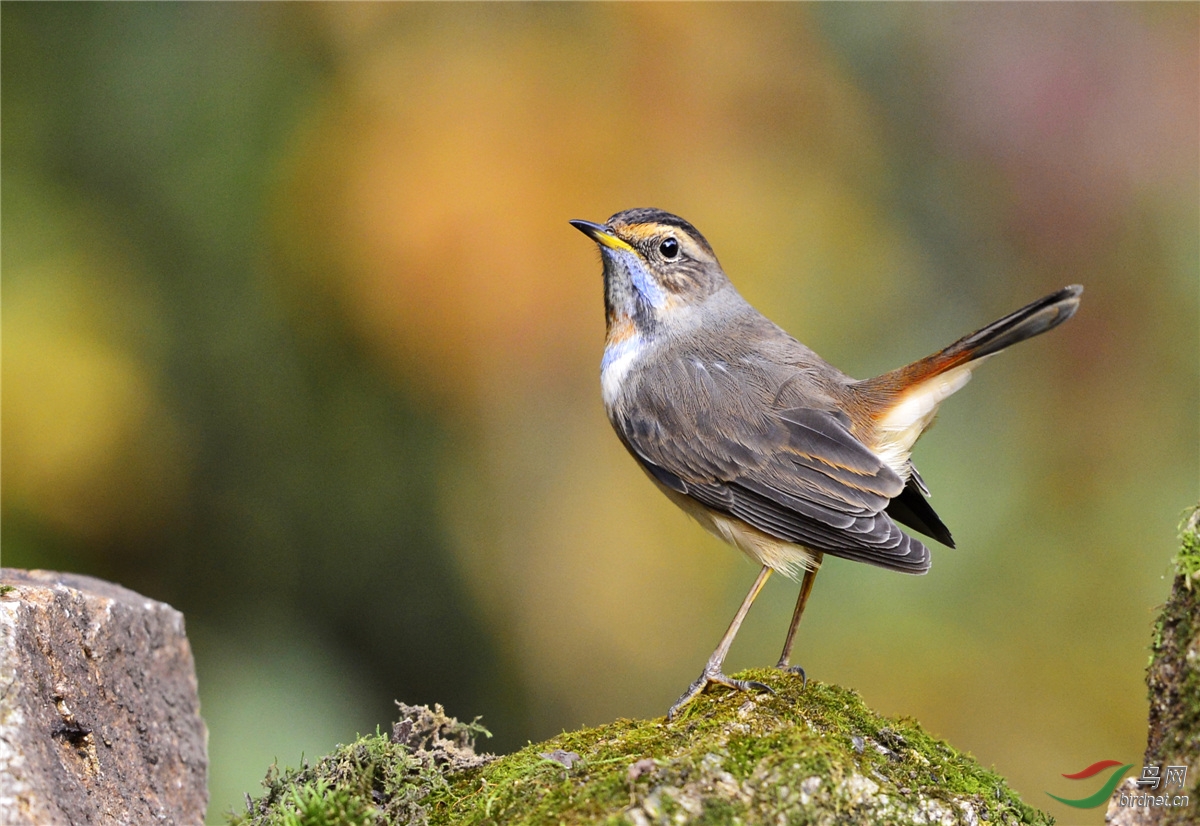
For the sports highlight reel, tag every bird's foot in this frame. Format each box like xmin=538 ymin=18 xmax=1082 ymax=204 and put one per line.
xmin=774 ymin=659 xmax=808 ymax=689
xmin=666 ymin=667 xmax=774 ymax=721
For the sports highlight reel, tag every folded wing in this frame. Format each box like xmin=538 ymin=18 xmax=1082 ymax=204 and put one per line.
xmin=612 ymin=385 xmax=933 ymax=574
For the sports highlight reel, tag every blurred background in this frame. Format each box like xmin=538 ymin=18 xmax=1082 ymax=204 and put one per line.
xmin=2 ymin=4 xmax=1196 ymax=823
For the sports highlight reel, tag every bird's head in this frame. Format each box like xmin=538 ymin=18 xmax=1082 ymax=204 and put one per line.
xmin=571 ymin=208 xmax=731 ymax=336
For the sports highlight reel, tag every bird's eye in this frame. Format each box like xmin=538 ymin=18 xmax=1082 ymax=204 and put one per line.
xmin=659 ymin=237 xmax=680 ymax=259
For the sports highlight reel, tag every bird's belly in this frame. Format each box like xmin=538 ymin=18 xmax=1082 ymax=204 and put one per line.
xmin=651 ymin=476 xmax=820 ymax=580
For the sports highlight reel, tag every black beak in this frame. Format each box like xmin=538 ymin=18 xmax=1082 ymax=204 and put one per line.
xmin=570 ymin=219 xmax=606 ymax=238
xmin=570 ymin=219 xmax=632 ymax=251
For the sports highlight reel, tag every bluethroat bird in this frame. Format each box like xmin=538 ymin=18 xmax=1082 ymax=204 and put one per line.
xmin=571 ymin=208 xmax=1082 ymax=720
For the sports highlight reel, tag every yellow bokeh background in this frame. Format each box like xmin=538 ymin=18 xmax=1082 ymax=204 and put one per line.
xmin=3 ymin=5 xmax=1196 ymax=824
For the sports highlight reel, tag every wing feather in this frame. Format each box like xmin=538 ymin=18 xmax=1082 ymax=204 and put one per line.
xmin=613 ymin=390 xmax=933 ymax=573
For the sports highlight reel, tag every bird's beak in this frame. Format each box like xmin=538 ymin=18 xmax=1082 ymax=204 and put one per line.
xmin=570 ymin=219 xmax=636 ymax=253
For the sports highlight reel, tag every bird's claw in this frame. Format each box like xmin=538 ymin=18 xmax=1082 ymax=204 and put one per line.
xmin=727 ymin=677 xmax=774 ymax=695
xmin=776 ymin=663 xmax=808 ymax=689
xmin=666 ymin=670 xmax=775 ymax=721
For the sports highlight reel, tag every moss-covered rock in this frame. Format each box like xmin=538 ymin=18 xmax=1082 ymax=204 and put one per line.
xmin=231 ymin=676 xmax=1048 ymax=825
xmin=1106 ymin=508 xmax=1200 ymax=826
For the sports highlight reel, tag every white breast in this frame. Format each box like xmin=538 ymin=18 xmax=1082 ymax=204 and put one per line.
xmin=600 ymin=334 xmax=644 ymax=407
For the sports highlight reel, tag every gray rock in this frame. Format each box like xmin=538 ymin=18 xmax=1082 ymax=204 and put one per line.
xmin=0 ymin=569 xmax=207 ymax=825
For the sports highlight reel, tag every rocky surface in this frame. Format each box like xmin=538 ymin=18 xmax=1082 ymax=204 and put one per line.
xmin=0 ymin=569 xmax=208 ymax=826
xmin=1106 ymin=510 xmax=1200 ymax=826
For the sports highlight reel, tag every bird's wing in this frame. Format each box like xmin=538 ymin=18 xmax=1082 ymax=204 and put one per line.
xmin=611 ymin=359 xmax=930 ymax=573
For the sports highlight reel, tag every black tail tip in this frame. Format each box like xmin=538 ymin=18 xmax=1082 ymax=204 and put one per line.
xmin=1051 ymin=284 xmax=1084 ymax=322
xmin=1057 ymin=284 xmax=1084 ymax=301
xmin=952 ymin=283 xmax=1084 ymax=361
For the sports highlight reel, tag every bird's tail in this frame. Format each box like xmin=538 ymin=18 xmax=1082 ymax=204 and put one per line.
xmin=853 ymin=284 xmax=1082 ymax=470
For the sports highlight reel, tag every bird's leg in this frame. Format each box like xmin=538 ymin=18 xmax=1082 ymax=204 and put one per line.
xmin=667 ymin=565 xmax=774 ymax=721
xmin=775 ymin=552 xmax=823 ymax=684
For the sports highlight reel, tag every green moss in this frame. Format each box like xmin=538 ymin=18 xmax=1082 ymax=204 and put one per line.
xmin=277 ymin=780 xmax=375 ymax=826
xmin=1173 ymin=506 xmax=1200 ymax=582
xmin=233 ymin=679 xmax=1050 ymax=825
xmin=227 ymin=508 xmax=1198 ymax=824
xmin=1127 ymin=506 xmax=1200 ymax=825
xmin=1149 ymin=510 xmax=1199 ymax=668
xmin=228 ymin=729 xmax=430 ymax=826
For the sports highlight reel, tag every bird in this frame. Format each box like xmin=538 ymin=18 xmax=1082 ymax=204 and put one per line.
xmin=570 ymin=207 xmax=1082 ymax=721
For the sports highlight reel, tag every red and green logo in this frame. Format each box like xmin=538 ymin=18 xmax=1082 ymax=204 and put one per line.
xmin=1047 ymin=760 xmax=1135 ymax=808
